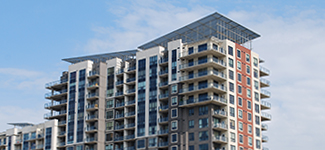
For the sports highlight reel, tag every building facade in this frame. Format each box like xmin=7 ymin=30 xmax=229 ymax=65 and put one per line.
xmin=0 ymin=12 xmax=271 ymax=150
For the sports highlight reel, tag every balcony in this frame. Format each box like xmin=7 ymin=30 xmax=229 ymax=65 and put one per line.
xmin=262 ymin=135 xmax=268 ymax=142
xmin=125 ymin=147 xmax=135 ymax=150
xmin=159 ymin=93 xmax=169 ymax=100
xmin=261 ymin=101 xmax=271 ymax=110
xmin=159 ymin=69 xmax=168 ymax=77
xmin=179 ymin=57 xmax=226 ymax=71
xmin=260 ymin=89 xmax=271 ymax=99
xmin=158 ymin=141 xmax=168 ymax=147
xmin=86 ymin=92 xmax=99 ymax=101
xmin=15 ymin=139 xmax=22 ymax=145
xmin=44 ymin=110 xmax=67 ymax=119
xmin=58 ymin=131 xmax=66 ymax=137
xmin=88 ymin=71 xmax=100 ymax=79
xmin=115 ymin=92 xmax=124 ymax=97
xmin=180 ymin=96 xmax=227 ymax=108
xmin=57 ymin=142 xmax=65 ymax=147
xmin=127 ymin=66 xmax=136 ymax=72
xmin=115 ymin=102 xmax=125 ymax=108
xmin=116 ymin=81 xmax=123 ymax=86
xmin=159 ymin=105 xmax=169 ymax=112
xmin=261 ymin=124 xmax=268 ymax=131
xmin=179 ymin=82 xmax=227 ymax=95
xmin=115 ymin=113 xmax=125 ymax=119
xmin=45 ymin=89 xmax=68 ymax=100
xmin=124 ymin=134 xmax=135 ymax=140
xmin=126 ymin=100 xmax=135 ymax=106
xmin=85 ymin=137 xmax=97 ymax=144
xmin=260 ymin=78 xmax=270 ymax=87
xmin=36 ymin=144 xmax=44 ymax=149
xmin=116 ymin=69 xmax=124 ymax=75
xmin=87 ymin=82 xmax=99 ymax=90
xmin=180 ymin=44 xmax=226 ymax=59
xmin=158 ymin=117 xmax=168 ymax=124
xmin=263 ymin=147 xmax=269 ymax=150
xmin=213 ymin=123 xmax=228 ymax=131
xmin=213 ymin=110 xmax=227 ymax=118
xmin=260 ymin=66 xmax=270 ymax=76
xmin=86 ymin=103 xmax=99 ymax=111
xmin=179 ymin=70 xmax=226 ymax=83
xmin=125 ymin=123 xmax=135 ymax=129
xmin=45 ymin=79 xmax=68 ymax=89
xmin=86 ymin=115 xmax=98 ymax=122
xmin=44 ymin=99 xmax=67 ymax=110
xmin=58 ymin=120 xmax=66 ymax=126
xmin=125 ymin=111 xmax=135 ymax=117
xmin=159 ymin=81 xmax=168 ymax=88
xmin=114 ymin=125 xmax=125 ymax=130
xmin=159 ymin=57 xmax=168 ymax=65
xmin=213 ymin=136 xmax=227 ymax=144
xmin=86 ymin=126 xmax=97 ymax=133
xmin=158 ymin=129 xmax=168 ymax=136
xmin=114 ymin=136 xmax=124 ymax=142
xmin=261 ymin=112 xmax=272 ymax=121
xmin=126 ymin=77 xmax=136 ymax=83
xmin=126 ymin=89 xmax=136 ymax=95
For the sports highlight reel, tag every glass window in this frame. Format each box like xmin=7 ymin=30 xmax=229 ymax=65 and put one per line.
xmin=137 ymin=139 xmax=145 ymax=149
xmin=253 ymin=57 xmax=258 ymax=67
xmin=229 ymin=82 xmax=234 ymax=92
xmin=228 ymin=46 xmax=233 ymax=56
xmin=199 ymin=144 xmax=208 ymax=150
xmin=189 ymin=133 xmax=194 ymax=141
xmin=248 ymin=113 xmax=252 ymax=121
xmin=248 ymin=137 xmax=252 ymax=146
xmin=255 ymin=92 xmax=259 ymax=102
xmin=172 ymin=147 xmax=177 ymax=150
xmin=172 ymin=121 xmax=177 ymax=130
xmin=247 ymin=100 xmax=251 ymax=109
xmin=229 ymin=70 xmax=234 ymax=80
xmin=172 ymin=134 xmax=177 ymax=142
xmin=254 ymin=80 xmax=259 ymax=90
xmin=254 ymin=69 xmax=258 ymax=78
xmin=229 ymin=58 xmax=234 ymax=68
xmin=231 ymin=145 xmax=236 ymax=150
xmin=237 ymin=61 xmax=241 ymax=70
xmin=255 ymin=104 xmax=260 ymax=113
xmin=199 ymin=118 xmax=208 ymax=128
xmin=171 ymin=109 xmax=177 ymax=118
xmin=238 ymin=73 xmax=242 ymax=82
xmin=199 ymin=106 xmax=208 ymax=115
xmin=239 ymin=122 xmax=243 ymax=131
xmin=189 ymin=108 xmax=194 ymax=116
xmin=198 ymin=43 xmax=207 ymax=52
xmin=230 ymin=119 xmax=235 ymax=129
xmin=237 ymin=49 xmax=241 ymax=58
xmin=239 ymin=134 xmax=243 ymax=143
xmin=106 ymin=100 xmax=114 ymax=108
xmin=247 ymin=77 xmax=251 ymax=86
xmin=189 ymin=145 xmax=194 ymax=150
xmin=247 ymin=65 xmax=250 ymax=74
xmin=246 ymin=54 xmax=250 ymax=62
xmin=230 ymin=107 xmax=235 ymax=117
xmin=239 ymin=109 xmax=243 ymax=118
xmin=106 ymin=122 xmax=113 ymax=130
xmin=172 ymin=97 xmax=177 ymax=105
xmin=256 ymin=115 xmax=260 ymax=125
xmin=149 ymin=138 xmax=157 ymax=147
xmin=172 ymin=84 xmax=177 ymax=93
xmin=248 ymin=125 xmax=252 ymax=134
xmin=238 ymin=85 xmax=242 ymax=94
xmin=189 ymin=120 xmax=194 ymax=128
xmin=229 ymin=94 xmax=234 ymax=104
xmin=256 ymin=127 xmax=260 ymax=137
xmin=231 ymin=132 xmax=236 ymax=142
xmin=256 ymin=139 xmax=261 ymax=149
xmin=198 ymin=131 xmax=209 ymax=141
xmin=238 ymin=97 xmax=242 ymax=106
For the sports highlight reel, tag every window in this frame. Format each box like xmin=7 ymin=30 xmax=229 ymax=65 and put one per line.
xmin=238 ymin=97 xmax=242 ymax=106
xmin=199 ymin=118 xmax=209 ymax=128
xmin=106 ymin=122 xmax=113 ymax=130
xmin=172 ymin=121 xmax=178 ymax=130
xmin=199 ymin=106 xmax=208 ymax=115
xmin=255 ymin=104 xmax=260 ymax=113
xmin=255 ymin=115 xmax=260 ymax=125
xmin=137 ymin=139 xmax=145 ymax=149
xmin=231 ymin=132 xmax=236 ymax=142
xmin=229 ymin=58 xmax=234 ymax=68
xmin=237 ymin=61 xmax=241 ymax=70
xmin=171 ymin=133 xmax=177 ymax=143
xmin=229 ymin=94 xmax=234 ymax=104
xmin=246 ymin=65 xmax=250 ymax=74
xmin=248 ymin=137 xmax=252 ymax=146
xmin=247 ymin=77 xmax=251 ymax=86
xmin=247 ymin=100 xmax=252 ymax=109
xmin=189 ymin=145 xmax=194 ymax=150
xmin=229 ymin=82 xmax=234 ymax=92
xmin=256 ymin=139 xmax=261 ymax=149
xmin=237 ymin=49 xmax=241 ymax=58
xmin=106 ymin=144 xmax=113 ymax=150
xmin=106 ymin=100 xmax=113 ymax=108
xmin=106 ymin=111 xmax=113 ymax=119
xmin=199 ymin=131 xmax=209 ymax=141
xmin=149 ymin=138 xmax=157 ymax=147
xmin=238 ymin=85 xmax=242 ymax=94
xmin=240 ymin=147 xmax=244 ymax=150
xmin=239 ymin=134 xmax=243 ymax=143
xmin=246 ymin=54 xmax=250 ymax=62
xmin=171 ymin=108 xmax=177 ymax=118
xmin=198 ymin=43 xmax=207 ymax=52
xmin=248 ymin=125 xmax=252 ymax=134
xmin=231 ymin=145 xmax=236 ymax=150
xmin=239 ymin=122 xmax=243 ymax=131
xmin=189 ymin=120 xmax=194 ymax=128
xmin=199 ymin=144 xmax=208 ymax=150
xmin=238 ymin=73 xmax=242 ymax=82
xmin=255 ymin=92 xmax=259 ymax=102
xmin=230 ymin=107 xmax=235 ymax=117
xmin=230 ymin=120 xmax=235 ymax=129
xmin=172 ymin=84 xmax=177 ymax=93
xmin=172 ymin=146 xmax=177 ymax=150
xmin=248 ymin=113 xmax=252 ymax=122
xmin=229 ymin=70 xmax=234 ymax=80
xmin=171 ymin=96 xmax=177 ymax=105
xmin=239 ymin=109 xmax=243 ymax=118
xmin=253 ymin=57 xmax=258 ymax=67
xmin=254 ymin=69 xmax=258 ymax=78
xmin=189 ymin=133 xmax=194 ymax=141
xmin=256 ymin=127 xmax=260 ymax=137
xmin=254 ymin=80 xmax=259 ymax=90
xmin=228 ymin=46 xmax=233 ymax=56
xmin=189 ymin=108 xmax=194 ymax=116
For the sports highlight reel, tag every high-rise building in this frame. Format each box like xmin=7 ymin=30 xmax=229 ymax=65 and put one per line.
xmin=0 ymin=12 xmax=271 ymax=150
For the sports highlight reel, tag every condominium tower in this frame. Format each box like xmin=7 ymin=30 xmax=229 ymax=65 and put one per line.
xmin=0 ymin=12 xmax=271 ymax=150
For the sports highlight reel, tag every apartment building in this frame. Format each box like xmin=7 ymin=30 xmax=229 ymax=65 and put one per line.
xmin=1 ymin=12 xmax=271 ymax=150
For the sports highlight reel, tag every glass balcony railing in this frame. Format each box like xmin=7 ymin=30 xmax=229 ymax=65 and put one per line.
xmin=115 ymin=92 xmax=124 ymax=97
xmin=87 ymin=92 xmax=99 ymax=99
xmin=45 ymin=89 xmax=68 ymax=98
xmin=158 ymin=129 xmax=168 ymax=135
xmin=126 ymin=77 xmax=136 ymax=82
xmin=125 ymin=147 xmax=135 ymax=150
xmin=260 ymin=78 xmax=270 ymax=86
xmin=180 ymin=95 xmax=227 ymax=106
xmin=262 ymin=124 xmax=268 ymax=130
xmin=179 ymin=70 xmax=226 ymax=81
xmin=116 ymin=102 xmax=125 ymax=107
xmin=58 ymin=131 xmax=66 ymax=136
xmin=260 ymin=89 xmax=271 ymax=97
xmin=85 ymin=137 xmax=97 ymax=142
xmin=263 ymin=147 xmax=269 ymax=150
xmin=126 ymin=100 xmax=135 ymax=105
xmin=44 ymin=99 xmax=67 ymax=108
xmin=260 ymin=66 xmax=270 ymax=75
xmin=213 ymin=110 xmax=227 ymax=117
xmin=160 ymin=57 xmax=168 ymax=64
xmin=36 ymin=144 xmax=44 ymax=149
xmin=115 ymin=113 xmax=125 ymax=119
xmin=159 ymin=105 xmax=168 ymax=111
xmin=87 ymin=82 xmax=99 ymax=88
xmin=114 ymin=136 xmax=124 ymax=141
xmin=44 ymin=110 xmax=67 ymax=118
xmin=116 ymin=69 xmax=124 ymax=74
xmin=159 ymin=81 xmax=168 ymax=87
xmin=86 ymin=126 xmax=97 ymax=131
xmin=158 ymin=141 xmax=168 ymax=147
xmin=58 ymin=120 xmax=66 ymax=125
xmin=45 ymin=79 xmax=68 ymax=88
xmin=261 ymin=101 xmax=271 ymax=108
xmin=158 ymin=117 xmax=168 ymax=123
xmin=181 ymin=44 xmax=226 ymax=57
xmin=125 ymin=111 xmax=135 ymax=117
xmin=86 ymin=103 xmax=98 ymax=109
xmin=213 ymin=136 xmax=227 ymax=142
xmin=261 ymin=112 xmax=272 ymax=120
xmin=127 ymin=89 xmax=135 ymax=94
xmin=125 ymin=123 xmax=135 ymax=128
xmin=89 ymin=71 xmax=99 ymax=77
xmin=179 ymin=57 xmax=226 ymax=69
xmin=159 ymin=69 xmax=168 ymax=75
xmin=116 ymin=81 xmax=123 ymax=85
xmin=159 ymin=93 xmax=169 ymax=99
xmin=213 ymin=123 xmax=228 ymax=130
xmin=125 ymin=134 xmax=135 ymax=140
xmin=86 ymin=115 xmax=98 ymax=120
xmin=180 ymin=82 xmax=226 ymax=93
xmin=262 ymin=135 xmax=269 ymax=141
xmin=127 ymin=66 xmax=136 ymax=72
xmin=114 ymin=125 xmax=124 ymax=130
xmin=58 ymin=142 xmax=65 ymax=146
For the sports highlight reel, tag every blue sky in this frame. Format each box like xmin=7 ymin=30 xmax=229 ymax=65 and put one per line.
xmin=1 ymin=0 xmax=325 ymax=149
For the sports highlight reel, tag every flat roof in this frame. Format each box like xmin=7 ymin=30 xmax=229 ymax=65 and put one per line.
xmin=63 ymin=49 xmax=139 ymax=64
xmin=138 ymin=12 xmax=260 ymax=50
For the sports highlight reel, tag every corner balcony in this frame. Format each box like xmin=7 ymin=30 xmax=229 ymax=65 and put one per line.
xmin=86 ymin=92 xmax=99 ymax=101
xmin=158 ymin=141 xmax=168 ymax=148
xmin=179 ymin=96 xmax=227 ymax=107
xmin=126 ymin=77 xmax=136 ymax=84
xmin=159 ymin=81 xmax=168 ymax=89
xmin=179 ymin=70 xmax=226 ymax=84
xmin=58 ymin=120 xmax=66 ymax=126
xmin=261 ymin=124 xmax=268 ymax=131
xmin=45 ymin=89 xmax=68 ymax=100
xmin=125 ymin=89 xmax=136 ymax=95
xmin=260 ymin=66 xmax=270 ymax=77
xmin=180 ymin=44 xmax=226 ymax=59
xmin=179 ymin=83 xmax=226 ymax=96
xmin=45 ymin=79 xmax=68 ymax=90
xmin=213 ymin=136 xmax=228 ymax=144
xmin=261 ymin=101 xmax=271 ymax=110
xmin=213 ymin=123 xmax=228 ymax=131
xmin=159 ymin=57 xmax=168 ymax=66
xmin=126 ymin=100 xmax=135 ymax=106
xmin=114 ymin=136 xmax=124 ymax=142
xmin=88 ymin=71 xmax=100 ymax=79
xmin=159 ymin=105 xmax=169 ymax=112
xmin=261 ymin=112 xmax=272 ymax=121
xmin=158 ymin=129 xmax=168 ymax=136
xmin=260 ymin=89 xmax=271 ymax=99
xmin=262 ymin=135 xmax=268 ymax=142
xmin=116 ymin=69 xmax=124 ymax=75
xmin=85 ymin=137 xmax=97 ymax=144
xmin=260 ymin=78 xmax=270 ymax=87
xmin=125 ymin=123 xmax=135 ymax=129
xmin=124 ymin=134 xmax=135 ymax=141
xmin=213 ymin=110 xmax=227 ymax=118
xmin=58 ymin=131 xmax=66 ymax=137
xmin=44 ymin=99 xmax=67 ymax=110
xmin=159 ymin=93 xmax=169 ymax=100
xmin=86 ymin=103 xmax=98 ymax=111
xmin=86 ymin=115 xmax=98 ymax=122
xmin=115 ymin=92 xmax=124 ymax=98
xmin=159 ymin=69 xmax=168 ymax=77
xmin=115 ymin=102 xmax=125 ymax=108
xmin=179 ymin=57 xmax=226 ymax=72
xmin=158 ymin=117 xmax=168 ymax=124
xmin=125 ymin=111 xmax=135 ymax=118
xmin=44 ymin=110 xmax=67 ymax=119
xmin=87 ymin=82 xmax=99 ymax=90
xmin=114 ymin=125 xmax=125 ymax=131
xmin=116 ymin=81 xmax=124 ymax=87
xmin=115 ymin=113 xmax=125 ymax=119
xmin=126 ymin=66 xmax=136 ymax=73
